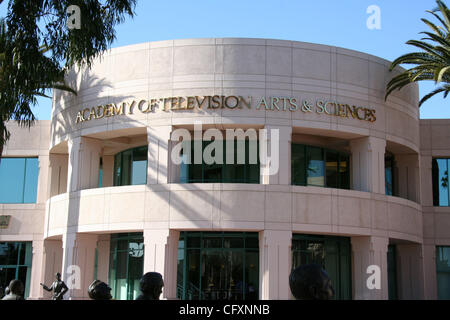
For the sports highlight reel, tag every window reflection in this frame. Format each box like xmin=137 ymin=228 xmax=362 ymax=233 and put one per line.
xmin=291 ymin=235 xmax=352 ymax=300
xmin=180 ymin=140 xmax=260 ymax=184
xmin=0 ymin=242 xmax=33 ymax=298
xmin=177 ymin=232 xmax=259 ymax=300
xmin=113 ymin=147 xmax=148 ymax=186
xmin=109 ymin=233 xmax=144 ymax=300
xmin=292 ymin=144 xmax=349 ymax=189
xmin=432 ymin=158 xmax=450 ymax=206
xmin=436 ymin=246 xmax=450 ymax=299
xmin=0 ymin=158 xmax=38 ymax=203
xmin=385 ymin=155 xmax=395 ymax=196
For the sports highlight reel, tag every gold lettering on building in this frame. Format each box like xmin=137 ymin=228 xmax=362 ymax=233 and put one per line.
xmin=74 ymin=95 xmax=376 ymax=124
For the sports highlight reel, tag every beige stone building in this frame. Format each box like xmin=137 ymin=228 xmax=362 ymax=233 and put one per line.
xmin=0 ymin=38 xmax=449 ymax=300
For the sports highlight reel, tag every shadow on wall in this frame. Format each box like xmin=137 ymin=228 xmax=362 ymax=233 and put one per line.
xmin=145 ymin=130 xmax=244 ymax=226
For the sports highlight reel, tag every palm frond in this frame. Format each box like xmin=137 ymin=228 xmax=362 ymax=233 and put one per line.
xmin=386 ymin=0 xmax=450 ymax=107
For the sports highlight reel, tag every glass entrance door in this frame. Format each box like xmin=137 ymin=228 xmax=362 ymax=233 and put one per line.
xmin=109 ymin=233 xmax=144 ymax=300
xmin=292 ymin=234 xmax=352 ymax=300
xmin=177 ymin=232 xmax=259 ymax=300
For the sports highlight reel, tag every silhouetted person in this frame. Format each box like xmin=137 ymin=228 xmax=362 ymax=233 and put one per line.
xmin=88 ymin=280 xmax=112 ymax=300
xmin=2 ymin=279 xmax=24 ymax=300
xmin=40 ymin=272 xmax=68 ymax=300
xmin=289 ymin=264 xmax=334 ymax=300
xmin=136 ymin=272 xmax=164 ymax=300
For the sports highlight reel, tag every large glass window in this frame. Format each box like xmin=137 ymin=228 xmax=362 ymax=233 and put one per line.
xmin=291 ymin=144 xmax=350 ymax=189
xmin=180 ymin=140 xmax=260 ymax=184
xmin=113 ymin=147 xmax=148 ymax=186
xmin=387 ymin=244 xmax=398 ymax=300
xmin=177 ymin=232 xmax=259 ymax=300
xmin=0 ymin=242 xmax=33 ymax=299
xmin=385 ymin=155 xmax=396 ymax=196
xmin=437 ymin=246 xmax=450 ymax=300
xmin=109 ymin=233 xmax=144 ymax=300
xmin=433 ymin=159 xmax=450 ymax=206
xmin=291 ymin=234 xmax=352 ymax=300
xmin=0 ymin=158 xmax=38 ymax=203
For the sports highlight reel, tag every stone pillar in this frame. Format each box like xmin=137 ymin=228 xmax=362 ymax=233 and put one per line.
xmin=49 ymin=154 xmax=68 ymax=197
xmin=422 ymin=244 xmax=438 ymax=299
xmin=67 ymin=137 xmax=102 ymax=192
xmin=259 ymin=230 xmax=292 ymax=300
xmin=96 ymin=234 xmax=111 ymax=283
xmin=350 ymin=137 xmax=386 ymax=193
xmin=61 ymin=233 xmax=98 ymax=300
xmin=28 ymin=239 xmax=45 ymax=299
xmin=36 ymin=240 xmax=63 ymax=300
xmin=261 ymin=126 xmax=292 ymax=185
xmin=396 ymin=244 xmax=425 ymax=299
xmin=143 ymin=229 xmax=180 ymax=299
xmin=36 ymin=155 xmax=50 ymax=204
xmin=395 ymin=154 xmax=420 ymax=202
xmin=147 ymin=126 xmax=172 ymax=185
xmin=102 ymin=155 xmax=114 ymax=187
xmin=351 ymin=236 xmax=388 ymax=300
xmin=419 ymin=155 xmax=433 ymax=207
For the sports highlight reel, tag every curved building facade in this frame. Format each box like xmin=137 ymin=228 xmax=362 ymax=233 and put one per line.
xmin=1 ymin=38 xmax=449 ymax=300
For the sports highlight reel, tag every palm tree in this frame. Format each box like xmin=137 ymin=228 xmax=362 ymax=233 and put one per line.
xmin=386 ymin=0 xmax=450 ymax=107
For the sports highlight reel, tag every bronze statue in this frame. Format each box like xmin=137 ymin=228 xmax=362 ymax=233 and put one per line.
xmin=289 ymin=264 xmax=334 ymax=300
xmin=2 ymin=279 xmax=25 ymax=300
xmin=136 ymin=272 xmax=164 ymax=300
xmin=88 ymin=280 xmax=112 ymax=300
xmin=40 ymin=272 xmax=69 ymax=300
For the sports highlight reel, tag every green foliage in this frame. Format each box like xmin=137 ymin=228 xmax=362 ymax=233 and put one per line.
xmin=386 ymin=0 xmax=450 ymax=107
xmin=0 ymin=0 xmax=136 ymax=155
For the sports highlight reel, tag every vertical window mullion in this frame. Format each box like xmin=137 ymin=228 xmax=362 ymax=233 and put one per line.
xmin=22 ymin=159 xmax=27 ymax=203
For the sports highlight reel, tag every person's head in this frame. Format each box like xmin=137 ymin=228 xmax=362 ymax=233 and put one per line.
xmin=56 ymin=273 xmax=61 ymax=281
xmin=88 ymin=280 xmax=112 ymax=300
xmin=140 ymin=272 xmax=164 ymax=300
xmin=289 ymin=264 xmax=334 ymax=300
xmin=8 ymin=279 xmax=24 ymax=296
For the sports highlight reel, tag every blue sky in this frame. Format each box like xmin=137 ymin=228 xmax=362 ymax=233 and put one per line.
xmin=1 ymin=0 xmax=448 ymax=119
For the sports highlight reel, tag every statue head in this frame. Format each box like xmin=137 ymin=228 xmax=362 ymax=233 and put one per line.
xmin=8 ymin=279 xmax=24 ymax=297
xmin=139 ymin=272 xmax=164 ymax=300
xmin=88 ymin=280 xmax=112 ymax=300
xmin=56 ymin=272 xmax=61 ymax=281
xmin=289 ymin=264 xmax=334 ymax=300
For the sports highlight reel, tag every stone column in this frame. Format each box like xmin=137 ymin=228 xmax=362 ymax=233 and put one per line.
xmin=259 ymin=230 xmax=292 ymax=300
xmin=67 ymin=137 xmax=102 ymax=192
xmin=419 ymin=155 xmax=433 ymax=207
xmin=396 ymin=244 xmax=425 ymax=299
xmin=101 ymin=155 xmax=114 ymax=187
xmin=395 ymin=154 xmax=420 ymax=202
xmin=28 ymin=239 xmax=45 ymax=299
xmin=48 ymin=154 xmax=69 ymax=197
xmin=35 ymin=240 xmax=63 ymax=299
xmin=422 ymin=244 xmax=438 ymax=300
xmin=143 ymin=229 xmax=180 ymax=299
xmin=61 ymin=233 xmax=98 ymax=300
xmin=350 ymin=137 xmax=386 ymax=193
xmin=36 ymin=155 xmax=50 ymax=204
xmin=96 ymin=234 xmax=111 ymax=283
xmin=351 ymin=236 xmax=388 ymax=300
xmin=261 ymin=126 xmax=292 ymax=185
xmin=147 ymin=126 xmax=172 ymax=185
